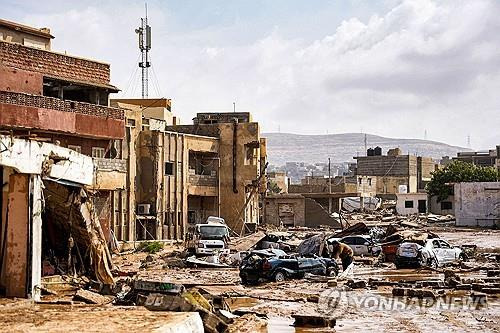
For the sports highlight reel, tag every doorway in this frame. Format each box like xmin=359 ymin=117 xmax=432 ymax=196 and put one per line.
xmin=418 ymin=200 xmax=427 ymax=214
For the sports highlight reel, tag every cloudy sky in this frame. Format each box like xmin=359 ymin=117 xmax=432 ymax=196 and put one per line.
xmin=3 ymin=0 xmax=500 ymax=149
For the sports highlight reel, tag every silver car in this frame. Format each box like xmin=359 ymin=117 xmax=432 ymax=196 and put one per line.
xmin=339 ymin=235 xmax=382 ymax=257
xmin=395 ymin=238 xmax=465 ymax=268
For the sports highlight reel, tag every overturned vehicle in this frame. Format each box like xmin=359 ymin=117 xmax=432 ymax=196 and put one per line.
xmin=239 ymin=249 xmax=338 ymax=285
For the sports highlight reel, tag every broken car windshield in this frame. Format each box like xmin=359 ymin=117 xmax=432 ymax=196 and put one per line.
xmin=199 ymin=226 xmax=228 ymax=237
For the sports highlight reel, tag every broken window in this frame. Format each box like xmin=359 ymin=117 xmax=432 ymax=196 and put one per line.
xmin=404 ymin=200 xmax=414 ymax=208
xmin=91 ymin=147 xmax=105 ymax=158
xmin=165 ymin=162 xmax=174 ymax=176
xmin=441 ymin=201 xmax=452 ymax=210
xmin=244 ymin=141 xmax=260 ymax=166
xmin=188 ymin=211 xmax=196 ymax=224
xmin=67 ymin=145 xmax=81 ymax=153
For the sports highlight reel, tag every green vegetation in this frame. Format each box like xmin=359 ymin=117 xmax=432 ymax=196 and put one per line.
xmin=426 ymin=161 xmax=499 ymax=202
xmin=268 ymin=180 xmax=282 ymax=194
xmin=137 ymin=241 xmax=164 ymax=254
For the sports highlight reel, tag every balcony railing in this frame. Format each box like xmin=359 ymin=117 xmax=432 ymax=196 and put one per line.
xmin=0 ymin=90 xmax=124 ymax=120
xmin=188 ymin=174 xmax=218 ymax=187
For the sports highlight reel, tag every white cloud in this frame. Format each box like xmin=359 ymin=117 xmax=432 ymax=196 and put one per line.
xmin=15 ymin=0 xmax=500 ymax=149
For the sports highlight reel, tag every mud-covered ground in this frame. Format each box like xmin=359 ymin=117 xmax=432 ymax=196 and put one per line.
xmin=2 ymin=227 xmax=500 ymax=332
xmin=112 ymin=227 xmax=500 ymax=332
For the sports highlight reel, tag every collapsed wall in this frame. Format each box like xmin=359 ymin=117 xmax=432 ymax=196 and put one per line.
xmin=43 ymin=181 xmax=114 ymax=285
xmin=305 ymin=198 xmax=341 ymax=228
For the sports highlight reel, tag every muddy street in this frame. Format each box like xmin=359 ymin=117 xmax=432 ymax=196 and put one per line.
xmin=108 ymin=228 xmax=500 ymax=332
xmin=2 ymin=224 xmax=500 ymax=332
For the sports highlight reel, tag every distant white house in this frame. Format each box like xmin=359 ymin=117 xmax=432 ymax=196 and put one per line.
xmin=396 ymin=193 xmax=428 ymax=215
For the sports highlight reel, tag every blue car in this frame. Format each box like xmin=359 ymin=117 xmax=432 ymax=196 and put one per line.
xmin=239 ymin=250 xmax=339 ymax=285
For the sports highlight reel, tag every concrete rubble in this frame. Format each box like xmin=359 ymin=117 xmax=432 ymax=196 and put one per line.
xmin=1 ymin=203 xmax=500 ymax=332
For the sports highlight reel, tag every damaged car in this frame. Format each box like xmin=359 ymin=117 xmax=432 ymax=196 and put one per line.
xmin=395 ymin=238 xmax=466 ymax=269
xmin=239 ymin=250 xmax=339 ymax=285
xmin=337 ymin=235 xmax=382 ymax=257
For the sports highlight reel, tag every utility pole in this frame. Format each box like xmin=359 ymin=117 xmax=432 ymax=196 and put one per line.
xmin=364 ymin=133 xmax=367 ymax=155
xmin=233 ymin=102 xmax=236 ymax=113
xmin=328 ymin=157 xmax=332 ymax=214
xmin=136 ymin=3 xmax=151 ymax=98
xmin=328 ymin=158 xmax=332 ymax=193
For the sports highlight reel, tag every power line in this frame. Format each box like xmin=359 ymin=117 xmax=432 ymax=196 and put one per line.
xmin=149 ymin=56 xmax=163 ymax=97
xmin=122 ymin=53 xmax=141 ymax=96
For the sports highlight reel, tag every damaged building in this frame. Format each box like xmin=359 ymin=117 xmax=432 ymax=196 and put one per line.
xmin=112 ymin=98 xmax=221 ymax=242
xmin=108 ymin=103 xmax=267 ymax=241
xmin=0 ymin=19 xmax=122 ymax=299
xmin=166 ymin=112 xmax=267 ymax=235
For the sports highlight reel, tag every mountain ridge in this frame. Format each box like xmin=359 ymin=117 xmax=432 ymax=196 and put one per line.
xmin=262 ymin=132 xmax=470 ymax=165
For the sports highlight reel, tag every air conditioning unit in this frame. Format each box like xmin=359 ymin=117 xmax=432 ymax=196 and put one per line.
xmin=137 ymin=204 xmax=151 ymax=215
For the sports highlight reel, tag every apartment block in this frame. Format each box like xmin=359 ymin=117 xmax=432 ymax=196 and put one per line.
xmin=166 ymin=112 xmax=267 ymax=234
xmin=354 ymin=148 xmax=436 ymax=195
xmin=0 ymin=20 xmax=123 ymax=299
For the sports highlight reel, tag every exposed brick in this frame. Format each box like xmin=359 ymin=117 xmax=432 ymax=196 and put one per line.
xmin=0 ymin=41 xmax=110 ymax=86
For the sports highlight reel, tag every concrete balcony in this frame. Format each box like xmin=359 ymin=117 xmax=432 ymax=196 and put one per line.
xmin=188 ymin=174 xmax=218 ymax=197
xmin=0 ymin=90 xmax=124 ymax=139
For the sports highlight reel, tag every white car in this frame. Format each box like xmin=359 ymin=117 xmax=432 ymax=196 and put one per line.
xmin=339 ymin=235 xmax=382 ymax=257
xmin=395 ymin=238 xmax=465 ymax=268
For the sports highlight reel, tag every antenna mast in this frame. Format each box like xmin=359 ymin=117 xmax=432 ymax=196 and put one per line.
xmin=136 ymin=4 xmax=151 ymax=98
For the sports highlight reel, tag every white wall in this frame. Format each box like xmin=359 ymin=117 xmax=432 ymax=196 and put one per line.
xmin=455 ymin=182 xmax=500 ymax=227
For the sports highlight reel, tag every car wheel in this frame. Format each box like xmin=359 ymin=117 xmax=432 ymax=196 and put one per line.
xmin=459 ymin=253 xmax=467 ymax=262
xmin=428 ymin=258 xmax=438 ymax=268
xmin=327 ymin=266 xmax=339 ymax=277
xmin=417 ymin=254 xmax=426 ymax=268
xmin=274 ymin=271 xmax=286 ymax=282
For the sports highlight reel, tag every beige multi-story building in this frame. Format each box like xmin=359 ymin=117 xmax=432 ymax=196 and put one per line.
xmin=167 ymin=112 xmax=267 ymax=234
xmin=106 ymin=106 xmax=267 ymax=239
xmin=453 ymin=146 xmax=500 ymax=170
xmin=290 ymin=175 xmax=376 ymax=197
xmin=354 ymin=148 xmax=436 ymax=195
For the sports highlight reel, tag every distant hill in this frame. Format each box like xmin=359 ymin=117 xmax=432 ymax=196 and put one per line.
xmin=262 ymin=133 xmax=470 ymax=165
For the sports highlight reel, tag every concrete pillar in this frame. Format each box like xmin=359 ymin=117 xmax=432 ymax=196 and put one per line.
xmin=30 ymin=175 xmax=42 ymax=301
xmin=3 ymin=174 xmax=42 ymax=300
